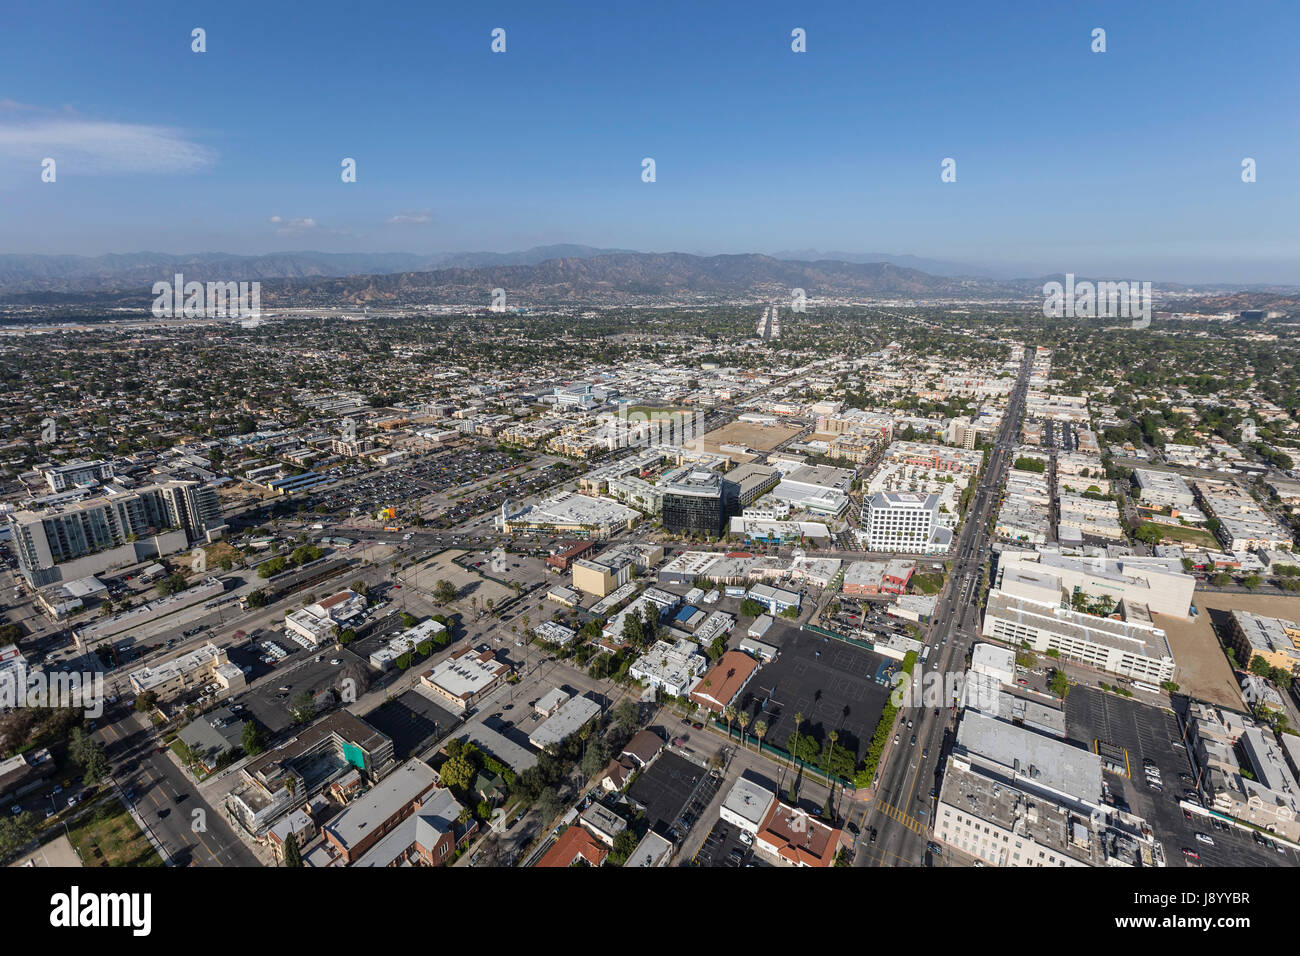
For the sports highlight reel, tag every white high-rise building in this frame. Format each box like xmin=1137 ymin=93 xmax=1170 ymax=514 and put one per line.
xmin=860 ymin=492 xmax=951 ymax=554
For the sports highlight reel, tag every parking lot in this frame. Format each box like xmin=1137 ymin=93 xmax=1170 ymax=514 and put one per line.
xmin=626 ymin=750 xmax=719 ymax=841
xmin=747 ymin=620 xmax=895 ymax=762
xmin=437 ymin=459 xmax=573 ymax=527
xmin=825 ymin=597 xmax=921 ymax=644
xmin=300 ymin=446 xmax=529 ymax=521
xmin=239 ymin=652 xmax=369 ymax=734
xmin=692 ymin=818 xmax=767 ymax=867
xmin=1065 ymin=686 xmax=1291 ymax=867
xmin=362 ymin=689 xmax=460 ymax=759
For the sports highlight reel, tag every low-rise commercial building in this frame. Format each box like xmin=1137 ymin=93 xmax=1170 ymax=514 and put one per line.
xmin=754 ymin=799 xmax=849 ymax=867
xmin=934 ymin=712 xmax=1159 ymax=867
xmin=285 ymin=589 xmax=367 ymax=646
xmin=529 ymin=695 xmax=602 ymax=751
xmin=128 ymin=641 xmax=246 ymax=700
xmin=720 ymin=777 xmax=777 ymax=835
xmin=689 ymin=650 xmax=760 ymax=713
xmin=420 ymin=646 xmax=510 ymax=712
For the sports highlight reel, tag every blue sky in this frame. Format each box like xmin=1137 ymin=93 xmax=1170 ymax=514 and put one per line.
xmin=3 ymin=0 xmax=1299 ymax=282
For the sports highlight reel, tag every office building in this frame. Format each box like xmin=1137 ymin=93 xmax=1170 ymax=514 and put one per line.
xmin=420 ymin=646 xmax=510 ymax=712
xmin=861 ymin=492 xmax=951 ymax=554
xmin=981 ymin=590 xmax=1176 ymax=684
xmin=662 ymin=470 xmax=731 ymax=536
xmin=935 ymin=713 xmax=1159 ymax=867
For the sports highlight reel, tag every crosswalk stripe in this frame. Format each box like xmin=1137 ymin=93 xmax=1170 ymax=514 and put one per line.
xmin=876 ymin=801 xmax=926 ymax=834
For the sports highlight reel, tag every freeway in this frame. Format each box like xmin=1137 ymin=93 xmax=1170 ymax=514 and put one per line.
xmin=853 ymin=347 xmax=1033 ymax=867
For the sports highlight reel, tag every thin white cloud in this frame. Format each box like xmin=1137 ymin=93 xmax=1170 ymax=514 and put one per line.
xmin=385 ymin=210 xmax=433 ymax=225
xmin=0 ymin=116 xmax=214 ymax=174
xmin=269 ymin=216 xmax=319 ymax=236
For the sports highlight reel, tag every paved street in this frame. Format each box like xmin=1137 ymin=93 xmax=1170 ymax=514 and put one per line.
xmin=855 ymin=348 xmax=1032 ymax=867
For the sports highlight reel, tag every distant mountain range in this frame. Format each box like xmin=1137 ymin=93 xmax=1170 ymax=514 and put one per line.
xmin=0 ymin=247 xmax=1295 ymax=310
xmin=769 ymin=250 xmax=980 ymax=278
xmin=252 ymin=253 xmax=1030 ymax=307
xmin=0 ymin=245 xmax=638 ymax=294
xmin=0 ymin=248 xmax=1034 ymax=306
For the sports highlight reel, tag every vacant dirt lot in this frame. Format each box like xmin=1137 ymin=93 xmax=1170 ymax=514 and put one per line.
xmin=406 ymin=550 xmax=515 ymax=608
xmin=1156 ymin=591 xmax=1300 ymax=710
xmin=699 ymin=420 xmax=804 ymax=460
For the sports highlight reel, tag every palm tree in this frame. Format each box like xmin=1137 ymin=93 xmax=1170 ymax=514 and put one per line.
xmin=826 ymin=729 xmax=840 ymax=811
xmin=723 ymin=705 xmax=736 ymax=741
xmin=579 ymin=722 xmax=593 ymax=766
xmin=754 ymin=719 xmax=768 ymax=755
xmin=792 ymin=711 xmax=803 ymax=757
xmin=737 ymin=711 xmax=751 ymax=750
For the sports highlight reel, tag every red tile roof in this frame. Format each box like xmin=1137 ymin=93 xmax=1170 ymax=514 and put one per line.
xmin=690 ymin=651 xmax=759 ymax=712
xmin=537 ymin=825 xmax=609 ymax=868
xmin=755 ymin=800 xmax=846 ymax=867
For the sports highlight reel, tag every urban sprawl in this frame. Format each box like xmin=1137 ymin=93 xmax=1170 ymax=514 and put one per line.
xmin=3 ymin=304 xmax=1300 ymax=871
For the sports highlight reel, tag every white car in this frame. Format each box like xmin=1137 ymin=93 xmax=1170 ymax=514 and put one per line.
xmin=330 ymin=659 xmax=341 ymax=666
xmin=1195 ymin=832 xmax=1214 ymax=846
xmin=738 ymin=830 xmax=753 ymax=846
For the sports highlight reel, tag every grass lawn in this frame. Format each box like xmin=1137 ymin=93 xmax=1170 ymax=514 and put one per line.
xmin=199 ymin=539 xmax=242 ymax=569
xmin=911 ymin=572 xmax=945 ymax=595
xmin=1142 ymin=522 xmax=1218 ymax=550
xmin=66 ymin=801 xmax=164 ymax=867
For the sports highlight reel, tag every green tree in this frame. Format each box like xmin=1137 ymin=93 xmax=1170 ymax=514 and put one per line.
xmin=289 ymin=691 xmax=316 ymax=725
xmin=612 ymin=698 xmax=638 ymax=736
xmin=69 ymin=728 xmax=111 ymax=785
xmin=610 ymin=828 xmax=639 ymax=865
xmin=0 ymin=812 xmax=37 ymax=858
xmin=283 ymin=832 xmax=303 ymax=867
xmin=156 ymin=572 xmax=190 ymax=597
xmin=440 ymin=749 xmax=479 ymax=791
xmin=621 ymin=611 xmax=644 ymax=648
xmin=241 ymin=719 xmax=267 ymax=756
